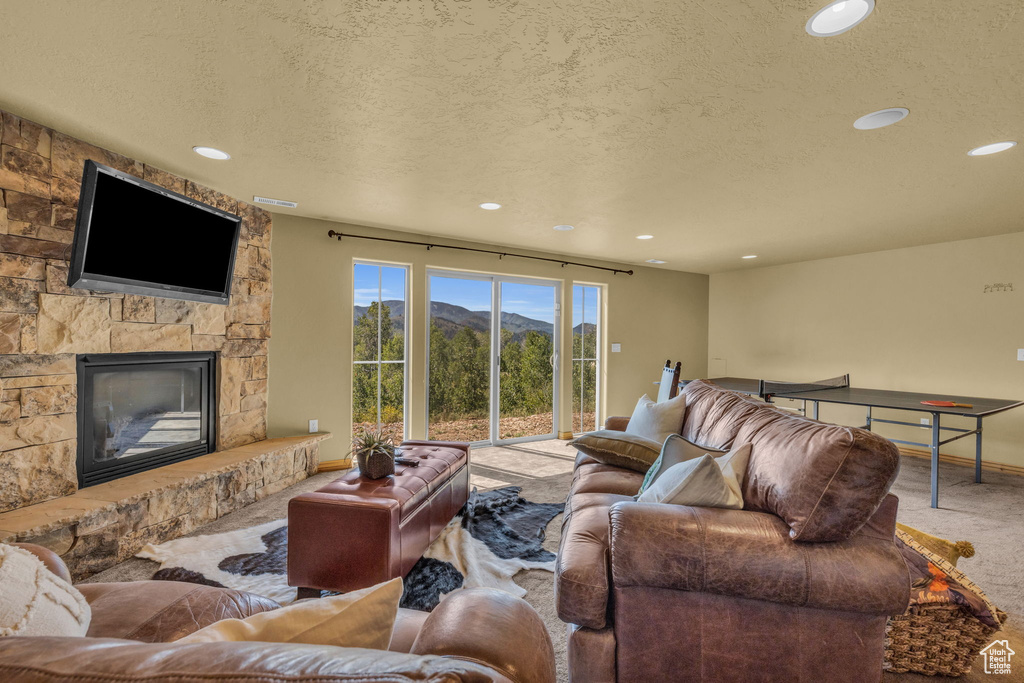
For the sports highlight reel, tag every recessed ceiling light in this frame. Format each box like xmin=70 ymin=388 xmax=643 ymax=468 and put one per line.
xmin=742 ymin=255 xmax=758 ymax=259
xmin=854 ymin=108 xmax=909 ymax=130
xmin=967 ymin=141 xmax=1017 ymax=157
xmin=636 ymin=234 xmax=654 ymax=240
xmin=193 ymin=146 xmax=230 ymax=160
xmin=553 ymin=225 xmax=575 ymax=231
xmin=645 ymin=259 xmax=667 ymax=264
xmin=479 ymin=202 xmax=502 ymax=210
xmin=806 ymin=0 xmax=874 ymax=37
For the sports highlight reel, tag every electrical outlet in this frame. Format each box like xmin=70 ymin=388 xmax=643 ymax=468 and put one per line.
xmin=611 ymin=343 xmax=621 ymax=353
xmin=308 ymin=419 xmax=318 ymax=433
xmin=1018 ymin=349 xmax=1024 ymax=361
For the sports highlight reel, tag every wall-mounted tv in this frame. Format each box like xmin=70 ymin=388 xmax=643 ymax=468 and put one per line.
xmin=68 ymin=160 xmax=241 ymax=305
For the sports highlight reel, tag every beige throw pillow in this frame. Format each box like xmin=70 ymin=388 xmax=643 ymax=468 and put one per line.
xmin=0 ymin=543 xmax=91 ymax=637
xmin=624 ymin=393 xmax=686 ymax=444
xmin=636 ymin=443 xmax=752 ymax=509
xmin=177 ymin=577 xmax=402 ymax=649
xmin=569 ymin=430 xmax=663 ymax=473
xmin=638 ymin=435 xmax=727 ymax=495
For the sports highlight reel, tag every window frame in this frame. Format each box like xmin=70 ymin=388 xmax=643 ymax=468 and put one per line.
xmin=352 ymin=260 xmax=410 ymax=441
xmin=571 ymin=283 xmax=603 ymax=434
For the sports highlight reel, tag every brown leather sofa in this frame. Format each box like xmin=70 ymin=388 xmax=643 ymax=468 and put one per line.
xmin=2 ymin=543 xmax=556 ymax=682
xmin=289 ymin=440 xmax=471 ymax=596
xmin=556 ymin=379 xmax=911 ymax=683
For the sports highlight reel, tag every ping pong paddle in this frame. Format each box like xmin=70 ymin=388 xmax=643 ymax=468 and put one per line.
xmin=921 ymin=400 xmax=973 ymax=408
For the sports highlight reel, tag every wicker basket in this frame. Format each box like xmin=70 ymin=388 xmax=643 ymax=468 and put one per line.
xmin=884 ymin=530 xmax=1007 ymax=676
xmin=356 ymin=450 xmax=395 ymax=480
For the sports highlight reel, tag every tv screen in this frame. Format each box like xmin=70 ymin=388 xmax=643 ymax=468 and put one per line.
xmin=68 ymin=160 xmax=241 ymax=304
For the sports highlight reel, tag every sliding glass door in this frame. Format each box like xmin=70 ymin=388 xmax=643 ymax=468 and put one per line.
xmin=428 ymin=271 xmax=559 ymax=444
xmin=427 ymin=274 xmax=492 ymax=442
xmin=498 ymin=281 xmax=557 ymax=440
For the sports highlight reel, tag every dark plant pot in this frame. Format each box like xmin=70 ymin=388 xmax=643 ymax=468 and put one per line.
xmin=357 ymin=450 xmax=395 ymax=480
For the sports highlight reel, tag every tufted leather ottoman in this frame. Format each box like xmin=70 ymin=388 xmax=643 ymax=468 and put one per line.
xmin=287 ymin=440 xmax=470 ymax=597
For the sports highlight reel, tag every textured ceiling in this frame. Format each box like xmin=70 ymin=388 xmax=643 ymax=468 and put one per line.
xmin=1 ymin=0 xmax=1021 ymax=273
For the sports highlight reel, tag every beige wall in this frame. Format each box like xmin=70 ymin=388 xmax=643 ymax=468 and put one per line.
xmin=709 ymin=232 xmax=1024 ymax=468
xmin=268 ymin=214 xmax=709 ymax=462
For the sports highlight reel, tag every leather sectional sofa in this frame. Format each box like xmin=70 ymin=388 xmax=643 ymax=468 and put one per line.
xmin=1 ymin=543 xmax=556 ymax=683
xmin=556 ymin=379 xmax=911 ymax=682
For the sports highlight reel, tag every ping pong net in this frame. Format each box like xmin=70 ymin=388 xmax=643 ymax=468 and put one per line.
xmin=757 ymin=374 xmax=850 ymax=401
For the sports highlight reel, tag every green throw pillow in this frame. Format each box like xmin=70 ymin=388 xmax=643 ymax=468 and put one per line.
xmin=569 ymin=430 xmax=663 ymax=473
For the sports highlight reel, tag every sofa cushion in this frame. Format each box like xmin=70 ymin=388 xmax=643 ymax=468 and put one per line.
xmin=680 ymin=380 xmax=765 ymax=449
xmin=78 ymin=581 xmax=280 ymax=643
xmin=569 ymin=430 xmax=662 ymax=473
xmin=636 ymin=443 xmax=751 ymax=509
xmin=179 ymin=578 xmax=402 ymax=649
xmin=0 ymin=544 xmax=91 ymax=638
xmin=737 ymin=405 xmax=901 ymax=541
xmin=624 ymin=393 xmax=687 ymax=443
xmin=637 ymin=434 xmax=728 ymax=495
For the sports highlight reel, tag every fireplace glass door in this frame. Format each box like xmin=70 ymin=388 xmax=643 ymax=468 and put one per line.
xmin=78 ymin=352 xmax=216 ymax=487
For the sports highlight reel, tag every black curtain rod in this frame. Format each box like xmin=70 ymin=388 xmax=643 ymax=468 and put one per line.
xmin=326 ymin=230 xmax=634 ymax=276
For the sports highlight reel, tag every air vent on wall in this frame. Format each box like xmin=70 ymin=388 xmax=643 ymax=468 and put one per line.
xmin=253 ymin=196 xmax=298 ymax=208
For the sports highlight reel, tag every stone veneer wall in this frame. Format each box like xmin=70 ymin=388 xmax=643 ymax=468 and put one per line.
xmin=0 ymin=108 xmax=273 ymax=514
xmin=0 ymin=434 xmax=327 ymax=579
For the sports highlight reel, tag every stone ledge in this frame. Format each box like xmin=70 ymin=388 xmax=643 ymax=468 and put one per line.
xmin=0 ymin=433 xmax=330 ymax=578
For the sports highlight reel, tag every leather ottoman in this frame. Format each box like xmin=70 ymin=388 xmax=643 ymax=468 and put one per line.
xmin=287 ymin=440 xmax=470 ymax=597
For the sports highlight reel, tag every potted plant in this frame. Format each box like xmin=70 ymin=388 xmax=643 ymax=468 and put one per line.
xmin=350 ymin=427 xmax=396 ymax=480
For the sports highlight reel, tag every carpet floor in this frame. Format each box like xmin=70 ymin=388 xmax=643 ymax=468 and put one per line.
xmin=85 ymin=440 xmax=1024 ymax=682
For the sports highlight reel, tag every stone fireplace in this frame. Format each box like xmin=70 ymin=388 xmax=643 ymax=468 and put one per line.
xmin=0 ymin=108 xmax=328 ymax=578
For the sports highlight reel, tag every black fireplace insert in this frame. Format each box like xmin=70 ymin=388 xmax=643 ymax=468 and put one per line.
xmin=76 ymin=352 xmax=217 ymax=487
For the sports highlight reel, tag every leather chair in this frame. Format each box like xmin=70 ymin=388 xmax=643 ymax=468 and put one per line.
xmin=556 ymin=379 xmax=911 ymax=682
xmin=2 ymin=543 xmax=556 ymax=683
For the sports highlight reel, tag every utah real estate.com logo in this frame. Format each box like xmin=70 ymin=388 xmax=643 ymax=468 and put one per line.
xmin=980 ymin=639 xmax=1014 ymax=675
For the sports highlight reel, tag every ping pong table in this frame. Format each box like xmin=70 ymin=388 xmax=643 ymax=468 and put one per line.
xmin=686 ymin=376 xmax=1024 ymax=508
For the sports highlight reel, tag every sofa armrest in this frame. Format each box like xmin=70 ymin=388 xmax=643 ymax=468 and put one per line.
xmin=412 ymin=588 xmax=556 ymax=683
xmin=604 ymin=416 xmax=630 ymax=431
xmin=13 ymin=542 xmax=73 ymax=584
xmin=608 ymin=496 xmax=909 ymax=616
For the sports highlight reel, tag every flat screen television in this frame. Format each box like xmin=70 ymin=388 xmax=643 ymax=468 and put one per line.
xmin=68 ymin=160 xmax=241 ymax=305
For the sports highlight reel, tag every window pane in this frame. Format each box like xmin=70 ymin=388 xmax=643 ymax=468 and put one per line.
xmin=380 ymin=362 xmax=405 ymax=442
xmin=428 ymin=275 xmax=491 ymax=442
xmin=380 ymin=266 xmax=406 ymax=361
xmin=353 ymin=264 xmax=381 ymax=362
xmin=498 ymin=282 xmax=555 ymax=440
xmin=352 ymin=363 xmax=378 ymax=435
xmin=92 ymin=367 xmax=202 ymax=461
xmin=581 ymin=359 xmax=597 ymax=432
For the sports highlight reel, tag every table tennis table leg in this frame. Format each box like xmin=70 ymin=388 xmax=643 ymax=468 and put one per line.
xmin=975 ymin=416 xmax=983 ymax=484
xmin=812 ymin=400 xmax=819 ymax=420
xmin=930 ymin=412 xmax=940 ymax=509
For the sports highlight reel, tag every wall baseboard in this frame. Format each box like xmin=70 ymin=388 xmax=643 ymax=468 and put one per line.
xmin=317 ymin=458 xmax=352 ymax=473
xmin=898 ymin=447 xmax=1024 ymax=477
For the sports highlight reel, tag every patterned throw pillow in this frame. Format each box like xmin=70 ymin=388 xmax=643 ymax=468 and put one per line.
xmin=0 ymin=543 xmax=91 ymax=637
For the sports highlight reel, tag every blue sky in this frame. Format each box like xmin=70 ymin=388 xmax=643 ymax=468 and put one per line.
xmin=353 ymin=265 xmax=595 ymax=326
xmin=353 ymin=264 xmax=407 ymax=307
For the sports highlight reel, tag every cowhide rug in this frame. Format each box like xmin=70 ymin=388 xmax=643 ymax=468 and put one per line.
xmin=137 ymin=486 xmax=563 ymax=609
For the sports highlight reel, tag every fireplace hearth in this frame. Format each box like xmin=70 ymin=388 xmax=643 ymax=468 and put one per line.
xmin=76 ymin=352 xmax=217 ymax=487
